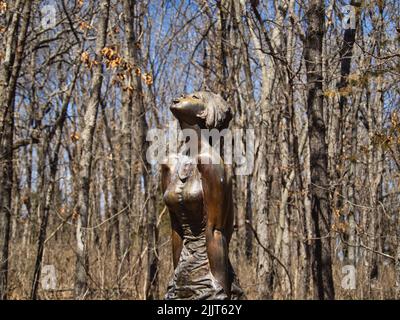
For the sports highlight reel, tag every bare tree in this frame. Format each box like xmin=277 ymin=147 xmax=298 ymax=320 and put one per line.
xmin=0 ymin=0 xmax=398 ymax=301
xmin=304 ymin=0 xmax=335 ymax=299
xmin=0 ymin=0 xmax=33 ymax=300
xmin=74 ymin=0 xmax=110 ymax=299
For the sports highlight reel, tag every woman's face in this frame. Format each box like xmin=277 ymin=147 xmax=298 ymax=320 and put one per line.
xmin=170 ymin=94 xmax=206 ymax=126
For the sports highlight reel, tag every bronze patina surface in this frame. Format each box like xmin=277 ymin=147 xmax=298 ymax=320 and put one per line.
xmin=161 ymin=91 xmax=244 ymax=300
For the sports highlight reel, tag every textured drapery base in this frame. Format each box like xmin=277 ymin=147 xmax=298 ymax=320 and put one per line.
xmin=165 ymin=233 xmax=245 ymax=300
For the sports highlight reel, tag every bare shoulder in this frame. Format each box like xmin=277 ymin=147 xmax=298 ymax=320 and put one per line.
xmin=161 ymin=154 xmax=179 ymax=191
xmin=161 ymin=154 xmax=179 ymax=172
xmin=196 ymin=153 xmax=231 ymax=186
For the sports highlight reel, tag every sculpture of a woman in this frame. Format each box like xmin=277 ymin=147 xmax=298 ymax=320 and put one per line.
xmin=161 ymin=91 xmax=244 ymax=300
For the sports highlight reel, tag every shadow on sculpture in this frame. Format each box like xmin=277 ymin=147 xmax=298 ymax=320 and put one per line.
xmin=161 ymin=91 xmax=245 ymax=300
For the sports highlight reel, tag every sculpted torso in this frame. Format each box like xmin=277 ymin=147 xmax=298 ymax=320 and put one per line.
xmin=163 ymin=154 xmax=206 ymax=238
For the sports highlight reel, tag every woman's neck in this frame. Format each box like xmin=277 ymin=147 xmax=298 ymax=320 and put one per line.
xmin=178 ymin=121 xmax=210 ymax=158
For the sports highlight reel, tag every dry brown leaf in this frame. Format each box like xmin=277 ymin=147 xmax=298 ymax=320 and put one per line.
xmin=143 ymin=72 xmax=153 ymax=86
xmin=0 ymin=1 xmax=7 ymax=14
xmin=79 ymin=21 xmax=92 ymax=31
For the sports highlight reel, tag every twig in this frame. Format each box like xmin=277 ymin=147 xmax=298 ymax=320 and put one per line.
xmin=339 ymin=234 xmax=395 ymax=261
xmin=245 ymin=220 xmax=294 ymax=298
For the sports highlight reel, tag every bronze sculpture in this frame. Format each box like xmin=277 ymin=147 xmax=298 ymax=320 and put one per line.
xmin=161 ymin=91 xmax=244 ymax=300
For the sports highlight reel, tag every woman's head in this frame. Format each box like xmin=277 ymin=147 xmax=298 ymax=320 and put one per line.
xmin=170 ymin=91 xmax=232 ymax=130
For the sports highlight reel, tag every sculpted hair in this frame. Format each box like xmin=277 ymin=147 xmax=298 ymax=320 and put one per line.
xmin=194 ymin=91 xmax=232 ymax=130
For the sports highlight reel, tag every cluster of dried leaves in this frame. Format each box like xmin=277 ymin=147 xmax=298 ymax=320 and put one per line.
xmin=80 ymin=45 xmax=153 ymax=92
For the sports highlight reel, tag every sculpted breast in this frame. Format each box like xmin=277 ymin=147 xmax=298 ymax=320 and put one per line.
xmin=163 ymin=172 xmax=203 ymax=213
xmin=163 ymin=154 xmax=206 ymax=233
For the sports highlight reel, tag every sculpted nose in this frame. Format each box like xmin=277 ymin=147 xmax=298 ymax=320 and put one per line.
xmin=171 ymin=97 xmax=184 ymax=111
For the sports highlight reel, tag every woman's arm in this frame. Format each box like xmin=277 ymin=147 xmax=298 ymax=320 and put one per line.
xmin=169 ymin=212 xmax=183 ymax=269
xmin=161 ymin=163 xmax=183 ymax=269
xmin=198 ymin=154 xmax=232 ymax=297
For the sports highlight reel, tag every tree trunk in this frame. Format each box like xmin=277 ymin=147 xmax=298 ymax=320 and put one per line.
xmin=304 ymin=0 xmax=335 ymax=300
xmin=74 ymin=0 xmax=110 ymax=299
xmin=30 ymin=65 xmax=80 ymax=299
xmin=0 ymin=0 xmax=32 ymax=300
